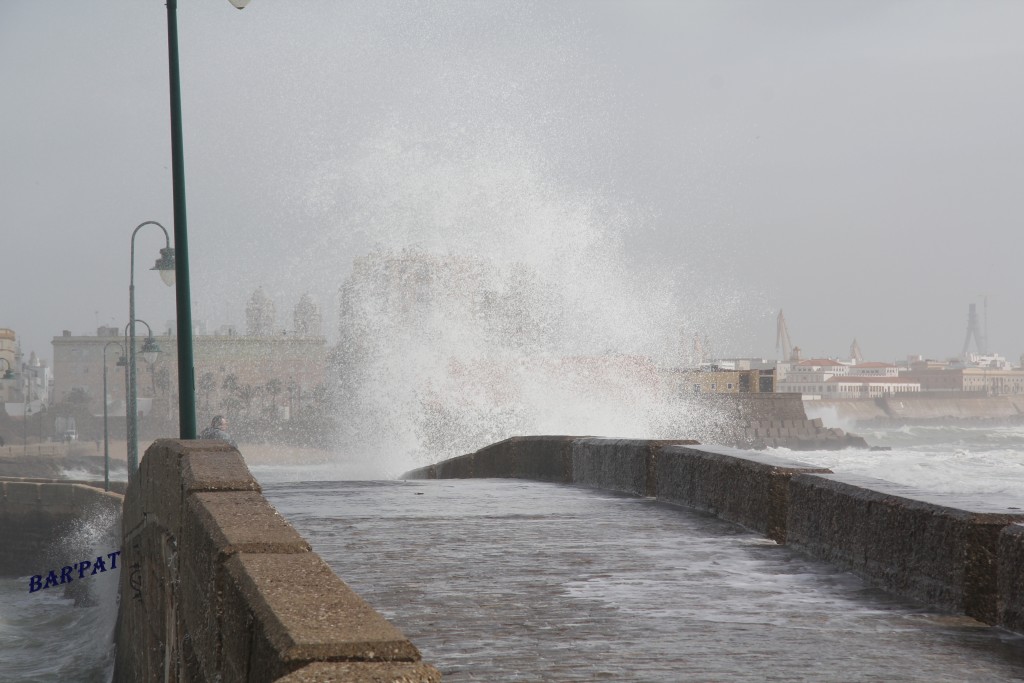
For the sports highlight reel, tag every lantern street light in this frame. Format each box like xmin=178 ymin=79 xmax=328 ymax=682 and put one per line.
xmin=128 ymin=222 xmax=173 ymax=475
xmin=102 ymin=340 xmax=127 ymax=492
xmin=124 ymin=314 xmax=164 ymax=475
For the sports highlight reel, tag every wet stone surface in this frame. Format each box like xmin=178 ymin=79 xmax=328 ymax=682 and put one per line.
xmin=263 ymin=479 xmax=1024 ymax=682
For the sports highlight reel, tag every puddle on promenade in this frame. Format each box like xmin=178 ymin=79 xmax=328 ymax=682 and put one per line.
xmin=264 ymin=479 xmax=1024 ymax=682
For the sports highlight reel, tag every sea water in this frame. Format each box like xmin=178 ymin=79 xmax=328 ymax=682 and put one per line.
xmin=0 ymin=505 xmax=120 ymax=682
xmin=776 ymin=422 xmax=1024 ymax=506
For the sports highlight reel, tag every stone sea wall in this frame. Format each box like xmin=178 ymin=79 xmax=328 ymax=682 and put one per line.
xmin=0 ymin=477 xmax=122 ymax=576
xmin=403 ymin=436 xmax=1024 ymax=634
xmin=114 ymin=440 xmax=440 ymax=683
xmin=812 ymin=393 xmax=1024 ymax=425
xmin=704 ymin=393 xmax=868 ymax=449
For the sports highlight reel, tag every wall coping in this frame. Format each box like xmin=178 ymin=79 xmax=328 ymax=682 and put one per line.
xmin=114 ymin=439 xmax=439 ymax=682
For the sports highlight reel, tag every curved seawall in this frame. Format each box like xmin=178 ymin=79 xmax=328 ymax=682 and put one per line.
xmin=0 ymin=477 xmax=124 ymax=679
xmin=114 ymin=440 xmax=439 ymax=683
xmin=0 ymin=477 xmax=123 ymax=576
xmin=403 ymin=435 xmax=1024 ymax=634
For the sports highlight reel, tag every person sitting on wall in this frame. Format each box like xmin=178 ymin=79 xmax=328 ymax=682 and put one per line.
xmin=199 ymin=415 xmax=237 ymax=448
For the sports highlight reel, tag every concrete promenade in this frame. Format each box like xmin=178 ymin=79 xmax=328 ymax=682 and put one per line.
xmin=265 ymin=478 xmax=1024 ymax=682
xmin=405 ymin=437 xmax=1024 ymax=631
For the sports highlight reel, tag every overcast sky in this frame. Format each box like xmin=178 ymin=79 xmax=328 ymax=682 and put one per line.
xmin=3 ymin=0 xmax=1023 ymax=367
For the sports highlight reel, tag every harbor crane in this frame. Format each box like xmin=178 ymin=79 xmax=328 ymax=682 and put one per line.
xmin=776 ymin=310 xmax=793 ymax=361
xmin=961 ymin=299 xmax=989 ymax=357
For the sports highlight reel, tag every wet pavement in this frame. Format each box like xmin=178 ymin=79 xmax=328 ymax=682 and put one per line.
xmin=263 ymin=479 xmax=1024 ymax=682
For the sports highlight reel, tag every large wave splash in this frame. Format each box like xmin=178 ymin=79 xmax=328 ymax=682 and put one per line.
xmin=280 ymin=109 xmax=756 ymax=475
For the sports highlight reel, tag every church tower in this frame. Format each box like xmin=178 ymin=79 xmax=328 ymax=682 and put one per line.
xmin=246 ymin=288 xmax=276 ymax=337
xmin=293 ymin=293 xmax=322 ymax=337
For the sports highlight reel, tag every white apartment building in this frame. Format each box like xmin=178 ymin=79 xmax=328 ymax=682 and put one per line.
xmin=846 ymin=361 xmax=900 ymax=377
xmin=777 ymin=359 xmax=919 ymax=399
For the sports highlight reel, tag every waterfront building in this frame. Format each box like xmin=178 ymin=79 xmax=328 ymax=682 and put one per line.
xmin=847 ymin=361 xmax=900 ymax=378
xmin=51 ymin=296 xmax=327 ymax=434
xmin=0 ymin=328 xmax=53 ymax=413
xmin=777 ymin=359 xmax=919 ymax=398
xmin=823 ymin=375 xmax=921 ymax=398
xmin=903 ymin=362 xmax=1024 ymax=395
xmin=672 ymin=366 xmax=774 ymax=396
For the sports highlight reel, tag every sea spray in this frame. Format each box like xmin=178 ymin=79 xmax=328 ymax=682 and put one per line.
xmin=0 ymin=503 xmax=121 ymax=682
xmin=330 ymin=246 xmax=734 ymax=476
xmin=306 ymin=124 xmax=756 ymax=475
xmin=50 ymin=502 xmax=120 ymax=677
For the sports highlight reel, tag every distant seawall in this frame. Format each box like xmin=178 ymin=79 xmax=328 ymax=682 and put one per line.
xmin=811 ymin=393 xmax=1024 ymax=425
xmin=403 ymin=436 xmax=1024 ymax=634
xmin=114 ymin=440 xmax=440 ymax=683
xmin=702 ymin=393 xmax=868 ymax=450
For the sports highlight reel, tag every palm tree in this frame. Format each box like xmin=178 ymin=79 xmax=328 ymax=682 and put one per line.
xmin=264 ymin=378 xmax=283 ymax=418
xmin=222 ymin=373 xmax=239 ymax=396
xmin=198 ymin=372 xmax=216 ymax=414
xmin=236 ymin=384 xmax=260 ymax=417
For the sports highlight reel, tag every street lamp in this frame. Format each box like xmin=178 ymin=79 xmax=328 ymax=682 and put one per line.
xmin=124 ymin=315 xmax=163 ymax=474
xmin=163 ymin=0 xmax=251 ymax=446
xmin=102 ymin=340 xmax=127 ymax=492
xmin=128 ymin=222 xmax=174 ymax=475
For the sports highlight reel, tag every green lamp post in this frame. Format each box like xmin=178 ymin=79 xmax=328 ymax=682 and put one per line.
xmin=163 ymin=0 xmax=251 ymax=446
xmin=127 ymin=223 xmax=174 ymax=475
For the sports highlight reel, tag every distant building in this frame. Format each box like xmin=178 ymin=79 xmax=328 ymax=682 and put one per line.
xmin=0 ymin=328 xmax=52 ymax=413
xmin=711 ymin=358 xmax=777 ymax=371
xmin=52 ymin=294 xmax=327 ymax=429
xmin=847 ymin=361 xmax=899 ymax=378
xmin=672 ymin=366 xmax=774 ymax=396
xmin=902 ymin=360 xmax=1024 ymax=395
xmin=777 ymin=359 xmax=919 ymax=398
xmin=823 ymin=375 xmax=921 ymax=398
xmin=246 ymin=288 xmax=277 ymax=337
xmin=293 ymin=293 xmax=322 ymax=338
xmin=0 ymin=328 xmax=16 ymax=377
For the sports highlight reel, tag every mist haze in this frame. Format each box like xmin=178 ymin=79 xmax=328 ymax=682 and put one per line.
xmin=3 ymin=0 xmax=1023 ymax=367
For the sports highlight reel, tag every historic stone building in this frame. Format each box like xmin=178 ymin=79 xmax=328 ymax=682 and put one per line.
xmin=902 ymin=365 xmax=1024 ymax=395
xmin=0 ymin=328 xmax=52 ymax=411
xmin=51 ymin=294 xmax=328 ymax=434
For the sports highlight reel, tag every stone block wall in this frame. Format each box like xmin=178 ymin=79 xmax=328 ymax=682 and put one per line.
xmin=114 ymin=439 xmax=439 ymax=683
xmin=786 ymin=473 xmax=1024 ymax=624
xmin=570 ymin=438 xmax=653 ymax=496
xmin=997 ymin=523 xmax=1024 ymax=633
xmin=694 ymin=393 xmax=870 ymax=450
xmin=656 ymin=446 xmax=830 ymax=543
xmin=403 ymin=436 xmax=1024 ymax=634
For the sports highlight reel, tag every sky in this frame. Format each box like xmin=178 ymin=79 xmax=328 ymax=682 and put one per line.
xmin=2 ymin=0 xmax=1024 ymax=368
